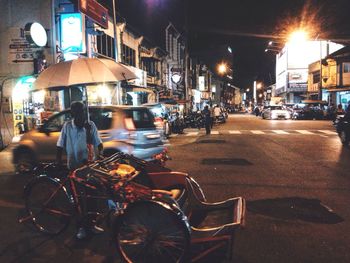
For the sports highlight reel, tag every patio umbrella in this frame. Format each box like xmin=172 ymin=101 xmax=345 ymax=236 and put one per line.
xmin=33 ymin=57 xmax=136 ymax=90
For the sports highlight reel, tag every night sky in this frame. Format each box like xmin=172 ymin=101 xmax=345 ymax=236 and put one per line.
xmin=113 ymin=0 xmax=350 ymax=89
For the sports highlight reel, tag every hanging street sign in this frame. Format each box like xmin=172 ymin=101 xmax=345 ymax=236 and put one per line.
xmin=78 ymin=0 xmax=108 ymax=29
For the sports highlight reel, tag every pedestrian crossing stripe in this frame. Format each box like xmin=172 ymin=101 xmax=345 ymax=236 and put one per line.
xmin=170 ymin=129 xmax=338 ymax=136
xmin=251 ymin=130 xmax=265 ymax=134
xmin=186 ymin=132 xmax=199 ymax=136
xmin=272 ymin=130 xmax=289 ymax=134
xmin=229 ymin=130 xmax=242 ymax=134
xmin=318 ymin=130 xmax=337 ymax=135
xmin=296 ymin=130 xmax=314 ymax=135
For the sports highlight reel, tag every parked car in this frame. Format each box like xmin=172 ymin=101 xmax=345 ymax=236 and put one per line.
xmin=261 ymin=105 xmax=291 ymax=120
xmin=13 ymin=105 xmax=165 ymax=173
xmin=292 ymin=101 xmax=328 ymax=120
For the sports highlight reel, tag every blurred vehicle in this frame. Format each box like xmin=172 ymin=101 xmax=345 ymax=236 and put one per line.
xmin=143 ymin=103 xmax=171 ymax=138
xmin=334 ymin=114 xmax=350 ymax=146
xmin=292 ymin=101 xmax=328 ymax=120
xmin=261 ymin=105 xmax=291 ymax=120
xmin=13 ymin=106 xmax=165 ymax=173
xmin=213 ymin=105 xmax=226 ymax=124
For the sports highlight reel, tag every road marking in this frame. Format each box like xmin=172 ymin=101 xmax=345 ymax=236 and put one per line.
xmin=229 ymin=130 xmax=242 ymax=134
xmin=319 ymin=135 xmax=328 ymax=138
xmin=251 ymin=130 xmax=265 ymax=134
xmin=272 ymin=130 xmax=289 ymax=134
xmin=164 ymin=143 xmax=171 ymax=146
xmin=296 ymin=130 xmax=314 ymax=135
xmin=211 ymin=131 xmax=219 ymax=135
xmin=318 ymin=130 xmax=337 ymax=135
xmin=186 ymin=132 xmax=199 ymax=136
xmin=170 ymin=134 xmax=178 ymax=137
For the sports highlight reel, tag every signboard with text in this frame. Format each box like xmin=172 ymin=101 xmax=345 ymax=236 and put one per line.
xmin=78 ymin=0 xmax=108 ymax=29
xmin=8 ymin=27 xmax=42 ymax=64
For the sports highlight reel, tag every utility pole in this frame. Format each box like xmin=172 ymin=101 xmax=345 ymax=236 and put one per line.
xmin=111 ymin=0 xmax=121 ymax=104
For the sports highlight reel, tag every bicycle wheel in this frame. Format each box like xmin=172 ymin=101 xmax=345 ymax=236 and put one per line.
xmin=25 ymin=177 xmax=72 ymax=235
xmin=116 ymin=201 xmax=190 ymax=263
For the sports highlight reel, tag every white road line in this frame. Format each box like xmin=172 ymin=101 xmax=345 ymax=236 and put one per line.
xmin=272 ymin=130 xmax=289 ymax=134
xmin=229 ymin=130 xmax=242 ymax=134
xmin=319 ymin=135 xmax=328 ymax=138
xmin=163 ymin=143 xmax=171 ymax=146
xmin=186 ymin=132 xmax=199 ymax=136
xmin=318 ymin=130 xmax=337 ymax=135
xmin=170 ymin=134 xmax=178 ymax=137
xmin=211 ymin=131 xmax=219 ymax=135
xmin=296 ymin=130 xmax=314 ymax=135
xmin=251 ymin=130 xmax=265 ymax=134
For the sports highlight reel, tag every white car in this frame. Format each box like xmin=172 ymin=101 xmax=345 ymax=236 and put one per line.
xmin=261 ymin=106 xmax=291 ymax=120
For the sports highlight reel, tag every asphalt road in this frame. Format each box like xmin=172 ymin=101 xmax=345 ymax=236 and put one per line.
xmin=0 ymin=113 xmax=349 ymax=263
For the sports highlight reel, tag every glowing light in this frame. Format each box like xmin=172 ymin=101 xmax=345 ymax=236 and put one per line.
xmin=288 ymin=30 xmax=309 ymax=44
xmin=13 ymin=76 xmax=36 ymax=102
xmin=218 ymin=63 xmax=227 ymax=75
xmin=97 ymin=84 xmax=111 ymax=104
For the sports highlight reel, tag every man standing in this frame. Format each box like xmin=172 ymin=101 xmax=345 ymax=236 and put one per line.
xmin=56 ymin=101 xmax=104 ymax=239
xmin=202 ymin=105 xmax=211 ymax=135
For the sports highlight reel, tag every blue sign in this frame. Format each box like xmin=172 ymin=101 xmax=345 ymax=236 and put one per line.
xmin=60 ymin=13 xmax=85 ymax=53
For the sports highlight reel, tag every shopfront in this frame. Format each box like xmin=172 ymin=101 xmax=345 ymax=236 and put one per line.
xmin=11 ymin=77 xmax=119 ymax=136
xmin=337 ymin=91 xmax=350 ymax=110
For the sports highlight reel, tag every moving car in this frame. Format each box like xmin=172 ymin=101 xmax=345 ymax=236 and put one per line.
xmin=261 ymin=105 xmax=291 ymax=120
xmin=13 ymin=105 xmax=165 ymax=173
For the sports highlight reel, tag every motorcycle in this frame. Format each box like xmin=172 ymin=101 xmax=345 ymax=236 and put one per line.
xmin=334 ymin=114 xmax=350 ymax=146
xmin=169 ymin=112 xmax=185 ymax=134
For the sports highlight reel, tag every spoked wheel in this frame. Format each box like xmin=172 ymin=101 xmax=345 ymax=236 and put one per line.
xmin=25 ymin=177 xmax=72 ymax=235
xmin=116 ymin=201 xmax=190 ymax=263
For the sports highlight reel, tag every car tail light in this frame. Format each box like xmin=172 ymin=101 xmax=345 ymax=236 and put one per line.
xmin=124 ymin=118 xmax=136 ymax=131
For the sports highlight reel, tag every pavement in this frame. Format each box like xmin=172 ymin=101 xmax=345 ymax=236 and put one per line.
xmin=1 ymin=113 xmax=350 ymax=263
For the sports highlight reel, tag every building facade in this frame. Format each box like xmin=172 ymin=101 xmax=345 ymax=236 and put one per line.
xmin=275 ymin=40 xmax=343 ymax=104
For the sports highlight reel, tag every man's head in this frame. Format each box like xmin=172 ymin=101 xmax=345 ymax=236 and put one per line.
xmin=71 ymin=101 xmax=86 ymax=128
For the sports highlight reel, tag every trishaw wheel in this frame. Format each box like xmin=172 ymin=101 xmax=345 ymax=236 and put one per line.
xmin=25 ymin=177 xmax=72 ymax=235
xmin=116 ymin=201 xmax=190 ymax=263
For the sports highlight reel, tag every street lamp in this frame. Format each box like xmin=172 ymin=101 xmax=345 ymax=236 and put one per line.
xmin=217 ymin=63 xmax=228 ymax=75
xmin=288 ymin=30 xmax=309 ymax=44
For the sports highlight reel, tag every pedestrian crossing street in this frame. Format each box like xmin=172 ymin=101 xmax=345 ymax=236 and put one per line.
xmin=168 ymin=129 xmax=338 ymax=137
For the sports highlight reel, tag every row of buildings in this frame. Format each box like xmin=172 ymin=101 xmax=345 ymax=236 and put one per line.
xmin=274 ymin=39 xmax=350 ymax=109
xmin=0 ymin=0 xmax=239 ymax=148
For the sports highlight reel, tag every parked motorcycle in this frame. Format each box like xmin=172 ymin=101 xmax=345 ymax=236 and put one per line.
xmin=169 ymin=112 xmax=185 ymax=134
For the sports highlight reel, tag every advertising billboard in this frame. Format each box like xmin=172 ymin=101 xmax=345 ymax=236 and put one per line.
xmin=60 ymin=13 xmax=85 ymax=54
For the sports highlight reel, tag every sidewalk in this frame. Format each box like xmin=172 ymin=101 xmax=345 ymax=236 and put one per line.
xmin=0 ymin=144 xmax=15 ymax=174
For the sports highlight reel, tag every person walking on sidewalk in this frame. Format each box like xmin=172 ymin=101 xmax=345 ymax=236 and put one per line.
xmin=202 ymin=105 xmax=212 ymax=135
xmin=56 ymin=101 xmax=104 ymax=240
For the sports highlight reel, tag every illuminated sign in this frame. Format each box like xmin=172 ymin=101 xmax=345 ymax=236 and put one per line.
xmin=60 ymin=13 xmax=85 ymax=54
xmin=198 ymin=76 xmax=205 ymax=91
xmin=78 ymin=0 xmax=108 ymax=29
xmin=171 ymin=73 xmax=182 ymax=84
xmin=24 ymin=22 xmax=47 ymax=47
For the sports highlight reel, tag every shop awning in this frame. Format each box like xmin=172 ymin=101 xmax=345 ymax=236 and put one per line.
xmin=129 ymin=87 xmax=155 ymax=93
xmin=325 ymin=87 xmax=350 ymax=92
